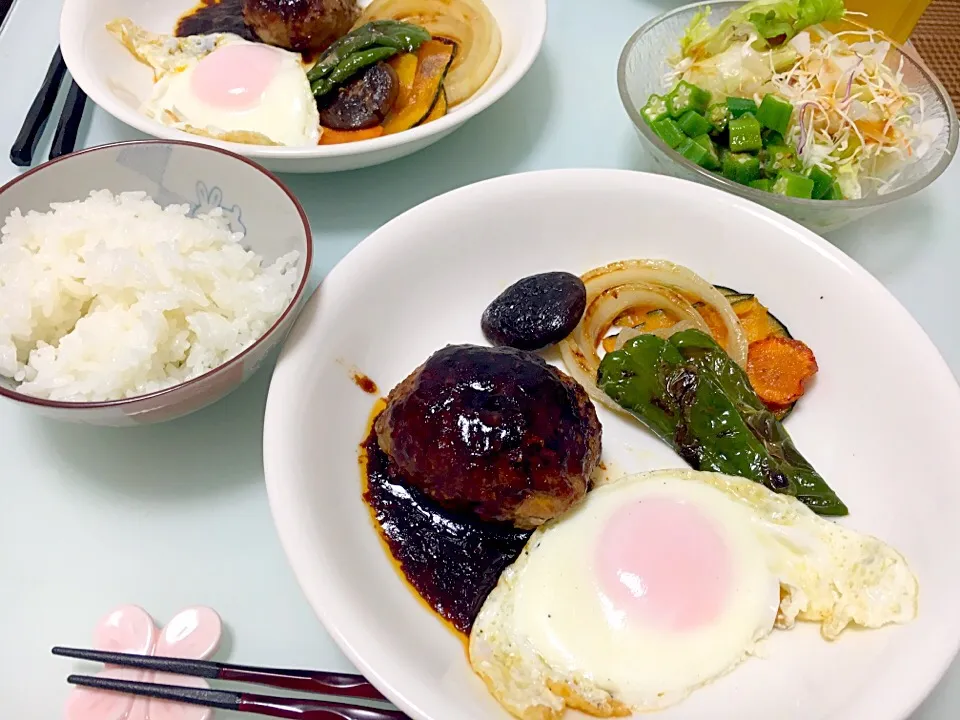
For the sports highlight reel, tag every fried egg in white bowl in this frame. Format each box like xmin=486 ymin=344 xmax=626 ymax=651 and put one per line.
xmin=263 ymin=169 xmax=960 ymax=720
xmin=471 ymin=469 xmax=918 ymax=719
xmin=59 ymin=0 xmax=546 ymax=173
xmin=106 ymin=20 xmax=321 ymax=148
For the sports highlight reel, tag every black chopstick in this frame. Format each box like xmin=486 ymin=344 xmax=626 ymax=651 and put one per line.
xmin=52 ymin=646 xmax=386 ymax=701
xmin=10 ymin=47 xmax=67 ymax=166
xmin=0 ymin=0 xmax=14 ymax=28
xmin=48 ymin=79 xmax=88 ymax=160
xmin=67 ymin=674 xmax=407 ymax=720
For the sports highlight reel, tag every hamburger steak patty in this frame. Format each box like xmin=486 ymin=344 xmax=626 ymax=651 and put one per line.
xmin=243 ymin=0 xmax=359 ymax=53
xmin=375 ymin=344 xmax=602 ymax=529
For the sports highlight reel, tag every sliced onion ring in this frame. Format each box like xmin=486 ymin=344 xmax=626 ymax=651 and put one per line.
xmin=560 ymin=282 xmax=710 ymax=411
xmin=582 ymin=260 xmax=748 ymax=365
xmin=355 ymin=0 xmax=502 ymax=106
xmin=560 ymin=260 xmax=749 ymax=410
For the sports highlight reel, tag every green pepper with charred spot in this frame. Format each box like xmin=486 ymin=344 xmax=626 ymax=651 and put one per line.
xmin=312 ymin=46 xmax=400 ymax=96
xmin=374 ymin=26 xmax=433 ymax=51
xmin=329 ymin=46 xmax=399 ymax=83
xmin=307 ymin=21 xmax=430 ymax=86
xmin=596 ymin=329 xmax=847 ymax=516
xmin=309 ymin=25 xmax=381 ymax=82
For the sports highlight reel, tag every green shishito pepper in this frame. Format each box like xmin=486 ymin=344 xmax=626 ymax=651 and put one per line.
xmin=597 ymin=330 xmax=848 ymax=516
xmin=308 ymin=21 xmax=430 ymax=96
xmin=331 ymin=46 xmax=398 ymax=82
xmin=313 ymin=46 xmax=400 ymax=96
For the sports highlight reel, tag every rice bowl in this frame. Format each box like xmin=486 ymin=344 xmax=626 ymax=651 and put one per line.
xmin=0 ymin=190 xmax=299 ymax=403
xmin=0 ymin=140 xmax=312 ymax=425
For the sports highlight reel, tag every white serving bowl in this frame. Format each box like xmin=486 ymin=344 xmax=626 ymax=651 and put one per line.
xmin=0 ymin=140 xmax=312 ymax=426
xmin=263 ymin=169 xmax=960 ymax=720
xmin=60 ymin=0 xmax=547 ymax=174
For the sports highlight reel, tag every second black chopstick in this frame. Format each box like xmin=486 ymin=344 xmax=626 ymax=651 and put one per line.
xmin=49 ymin=79 xmax=88 ymax=161
xmin=67 ymin=674 xmax=406 ymax=720
xmin=10 ymin=47 xmax=67 ymax=167
xmin=52 ymin=646 xmax=387 ymax=701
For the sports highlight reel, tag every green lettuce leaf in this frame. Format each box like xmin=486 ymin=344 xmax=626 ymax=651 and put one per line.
xmin=679 ymin=8 xmax=716 ymax=56
xmin=749 ymin=0 xmax=846 ymax=41
xmin=680 ymin=0 xmax=846 ymax=60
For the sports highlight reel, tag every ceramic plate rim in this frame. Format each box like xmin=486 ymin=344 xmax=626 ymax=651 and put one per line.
xmin=59 ymin=0 xmax=548 ymax=161
xmin=263 ymin=168 xmax=960 ymax=720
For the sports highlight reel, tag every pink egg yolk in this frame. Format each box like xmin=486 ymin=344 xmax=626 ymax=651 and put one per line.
xmin=190 ymin=43 xmax=282 ymax=111
xmin=596 ymin=497 xmax=733 ymax=631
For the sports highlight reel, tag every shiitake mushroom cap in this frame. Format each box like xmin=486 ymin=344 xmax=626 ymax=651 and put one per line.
xmin=481 ymin=272 xmax=587 ymax=351
xmin=319 ymin=61 xmax=399 ymax=130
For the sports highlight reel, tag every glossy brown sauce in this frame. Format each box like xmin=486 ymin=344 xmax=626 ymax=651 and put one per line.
xmin=351 ymin=371 xmax=378 ymax=395
xmin=361 ymin=410 xmax=531 ymax=634
xmin=175 ymin=0 xmax=259 ymax=42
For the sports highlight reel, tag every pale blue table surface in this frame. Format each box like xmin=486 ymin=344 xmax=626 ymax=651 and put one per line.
xmin=1 ymin=0 xmax=958 ymax=717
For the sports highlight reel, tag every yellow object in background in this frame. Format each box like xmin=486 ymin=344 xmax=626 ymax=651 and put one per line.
xmin=843 ymin=0 xmax=934 ymax=44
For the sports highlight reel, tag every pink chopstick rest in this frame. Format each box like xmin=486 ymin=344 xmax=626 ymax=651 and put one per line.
xmin=64 ymin=605 xmax=223 ymax=720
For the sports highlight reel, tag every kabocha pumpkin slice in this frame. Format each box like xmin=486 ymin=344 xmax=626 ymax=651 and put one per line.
xmin=732 ymin=296 xmax=774 ymax=343
xmin=692 ymin=302 xmax=728 ymax=346
xmin=389 ymin=52 xmax=418 ymax=108
xmin=320 ymin=126 xmax=386 ymax=144
xmin=382 ymin=39 xmax=455 ymax=134
xmin=420 ymin=87 xmax=448 ymax=124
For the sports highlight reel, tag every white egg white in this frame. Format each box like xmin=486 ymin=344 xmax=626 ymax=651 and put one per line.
xmin=469 ymin=468 xmax=918 ymax=720
xmin=108 ymin=19 xmax=320 ymax=147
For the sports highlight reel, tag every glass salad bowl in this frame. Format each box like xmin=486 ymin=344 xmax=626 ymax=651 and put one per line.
xmin=617 ymin=0 xmax=958 ymax=234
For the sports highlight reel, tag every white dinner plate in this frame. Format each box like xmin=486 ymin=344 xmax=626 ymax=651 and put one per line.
xmin=60 ymin=0 xmax=546 ymax=173
xmin=263 ymin=169 xmax=960 ymax=720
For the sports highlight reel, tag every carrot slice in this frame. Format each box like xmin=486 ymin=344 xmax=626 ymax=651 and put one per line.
xmin=747 ymin=336 xmax=819 ymax=407
xmin=319 ymin=126 xmax=385 ymax=145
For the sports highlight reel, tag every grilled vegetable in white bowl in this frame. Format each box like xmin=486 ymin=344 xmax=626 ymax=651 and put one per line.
xmin=60 ymin=0 xmax=546 ymax=173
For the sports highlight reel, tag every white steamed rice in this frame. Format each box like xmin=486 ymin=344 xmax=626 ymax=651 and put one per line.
xmin=0 ymin=190 xmax=300 ymax=402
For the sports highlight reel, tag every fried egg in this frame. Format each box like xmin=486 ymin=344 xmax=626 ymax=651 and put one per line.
xmin=469 ymin=469 xmax=918 ymax=719
xmin=107 ymin=19 xmax=320 ymax=147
